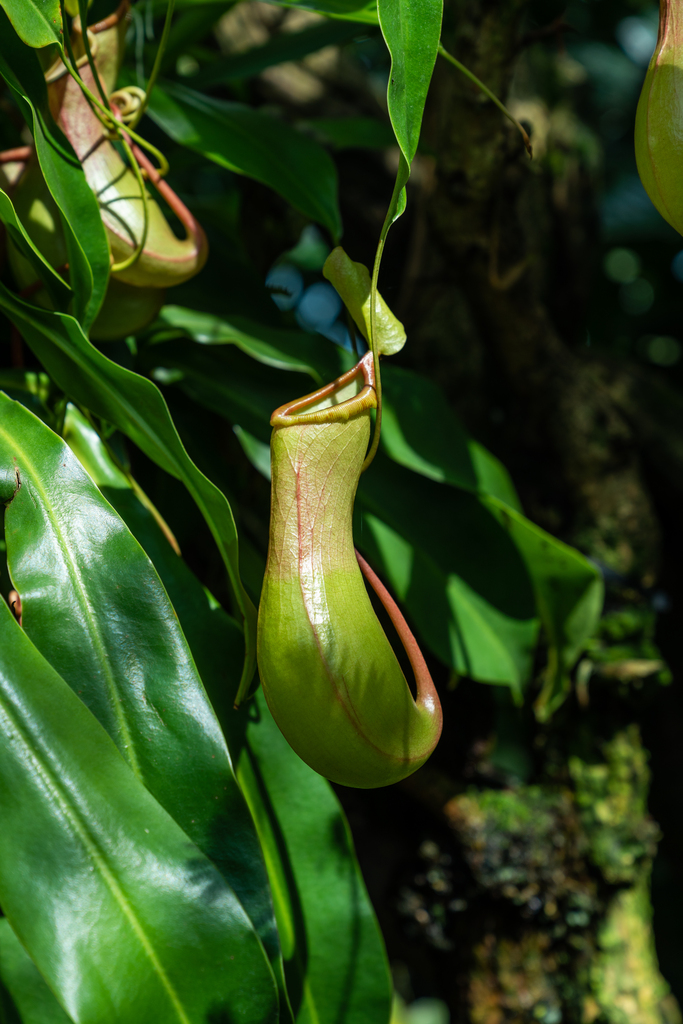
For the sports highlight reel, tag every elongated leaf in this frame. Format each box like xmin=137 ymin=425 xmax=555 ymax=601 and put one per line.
xmin=192 ymin=20 xmax=368 ymax=88
xmin=0 ymin=395 xmax=278 ymax=955
xmin=483 ymin=497 xmax=604 ymax=719
xmin=238 ymin=692 xmax=393 ymax=1024
xmin=0 ymin=596 xmax=277 ymax=1024
xmin=376 ymin=366 xmax=603 ymax=708
xmin=0 ymin=189 xmax=71 ymax=310
xmin=323 ymin=247 xmax=406 ymax=355
xmin=266 ymin=0 xmax=378 ymax=23
xmin=1 ymin=392 xmax=234 ymax=812
xmin=0 ymin=0 xmax=62 ymax=48
xmin=148 ymin=305 xmax=343 ymax=383
xmin=61 ymin=405 xmax=292 ymax=1023
xmin=147 ymin=80 xmax=342 ymax=241
xmin=378 ymin=0 xmax=442 ymax=167
xmin=62 ymin=411 xmax=392 ymax=1024
xmin=469 ymin=440 xmax=522 ymax=511
xmin=357 ymin=456 xmax=539 ymax=693
xmin=138 ymin=335 xmax=349 ymax=441
xmin=376 ymin=0 xmax=442 ymax=228
xmin=0 ymin=18 xmax=110 ymax=329
xmin=0 ymin=921 xmax=72 ymax=1024
xmin=234 ymin=424 xmax=272 ymax=480
xmin=0 ymin=284 xmax=257 ymax=697
xmin=380 ymin=364 xmax=521 ymax=505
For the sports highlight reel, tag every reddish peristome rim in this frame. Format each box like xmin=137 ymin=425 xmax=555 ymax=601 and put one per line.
xmin=271 ymin=350 xmax=377 ymax=427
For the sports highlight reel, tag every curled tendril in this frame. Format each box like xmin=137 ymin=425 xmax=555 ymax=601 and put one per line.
xmin=109 ymin=87 xmax=147 ymax=125
xmin=53 ymin=0 xmax=169 ymax=178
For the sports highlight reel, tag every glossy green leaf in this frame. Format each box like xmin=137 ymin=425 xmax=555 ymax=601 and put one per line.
xmin=357 ymin=456 xmax=539 ymax=694
xmin=146 ymin=80 xmax=342 ymax=241
xmin=234 ymin=424 xmax=273 ymax=480
xmin=238 ymin=691 xmax=393 ymax=1024
xmin=469 ymin=440 xmax=522 ymax=511
xmin=138 ymin=335 xmax=349 ymax=442
xmin=0 ymin=395 xmax=272 ymax=932
xmin=63 ymin=413 xmax=392 ymax=1024
xmin=376 ymin=366 xmax=603 ymax=708
xmin=191 ymin=20 xmax=368 ymax=88
xmin=265 ymin=0 xmax=378 ymax=24
xmin=483 ymin=498 xmax=604 ymax=720
xmin=378 ymin=0 xmax=442 ymax=167
xmin=0 ymin=921 xmax=72 ymax=1024
xmin=61 ymin=405 xmax=292 ymax=1023
xmin=147 ymin=305 xmax=343 ymax=383
xmin=379 ymin=364 xmax=521 ymax=505
xmin=0 ymin=17 xmax=110 ymax=329
xmin=323 ymin=247 xmax=406 ymax=355
xmin=0 ymin=596 xmax=278 ymax=1024
xmin=0 ymin=0 xmax=62 ymax=48
xmin=0 ymin=285 xmax=257 ymax=697
xmin=0 ymin=189 xmax=71 ymax=310
xmin=375 ymin=0 xmax=442 ymax=230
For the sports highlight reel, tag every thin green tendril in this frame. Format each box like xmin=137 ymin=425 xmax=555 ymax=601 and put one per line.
xmin=77 ymin=0 xmax=110 ymax=109
xmin=438 ymin=43 xmax=532 ymax=156
xmin=361 ymin=167 xmax=404 ymax=473
xmin=129 ymin=0 xmax=176 ymax=129
xmin=57 ymin=1 xmax=170 ymax=177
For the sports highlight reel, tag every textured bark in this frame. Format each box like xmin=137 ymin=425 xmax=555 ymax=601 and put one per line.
xmin=390 ymin=726 xmax=676 ymax=1024
xmin=407 ymin=0 xmax=661 ymax=581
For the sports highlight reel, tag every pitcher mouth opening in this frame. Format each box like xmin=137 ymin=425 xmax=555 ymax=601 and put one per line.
xmin=270 ymin=350 xmax=377 ymax=428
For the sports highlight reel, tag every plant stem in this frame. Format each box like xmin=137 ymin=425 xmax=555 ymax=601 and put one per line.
xmin=361 ymin=235 xmax=384 ymax=472
xmin=362 ymin=166 xmax=406 ymax=473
